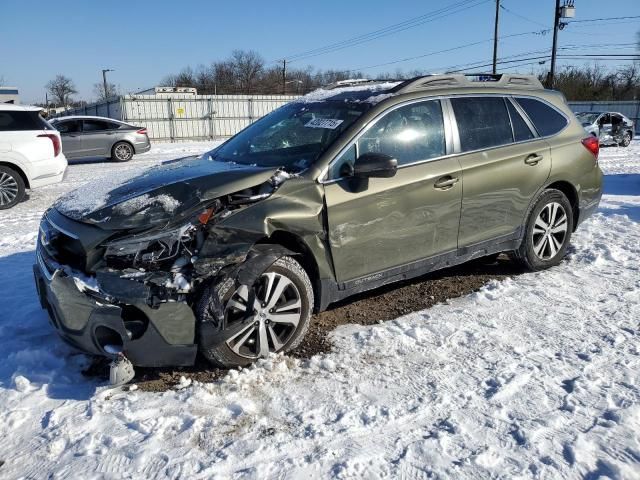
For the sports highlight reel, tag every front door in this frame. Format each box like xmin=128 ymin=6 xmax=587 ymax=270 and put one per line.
xmin=323 ymin=99 xmax=462 ymax=283
xmin=598 ymin=113 xmax=612 ymax=143
xmin=451 ymin=96 xmax=552 ymax=247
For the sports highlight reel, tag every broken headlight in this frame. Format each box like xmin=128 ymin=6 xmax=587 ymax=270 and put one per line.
xmin=103 ymin=201 xmax=222 ymax=270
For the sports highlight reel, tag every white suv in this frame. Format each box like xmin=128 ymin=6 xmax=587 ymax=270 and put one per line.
xmin=0 ymin=104 xmax=67 ymax=209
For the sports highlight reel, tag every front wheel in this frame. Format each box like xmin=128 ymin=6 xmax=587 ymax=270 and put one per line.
xmin=513 ymin=189 xmax=574 ymax=271
xmin=196 ymin=256 xmax=313 ymax=368
xmin=111 ymin=142 xmax=134 ymax=162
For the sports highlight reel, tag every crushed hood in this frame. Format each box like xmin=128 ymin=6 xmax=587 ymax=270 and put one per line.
xmin=54 ymin=156 xmax=280 ymax=230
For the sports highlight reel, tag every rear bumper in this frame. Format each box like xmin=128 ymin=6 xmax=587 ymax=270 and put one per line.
xmin=133 ymin=139 xmax=151 ymax=154
xmin=29 ymin=154 xmax=68 ymax=189
xmin=33 ymin=247 xmax=197 ymax=367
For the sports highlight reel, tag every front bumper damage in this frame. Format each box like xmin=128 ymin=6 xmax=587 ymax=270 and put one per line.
xmin=33 ymin=246 xmax=198 ymax=367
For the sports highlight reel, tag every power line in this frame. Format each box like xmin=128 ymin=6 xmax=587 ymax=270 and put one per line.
xmin=499 ymin=4 xmax=549 ymax=28
xmin=568 ymin=15 xmax=640 ymax=23
xmin=283 ymin=0 xmax=491 ymax=63
xmin=331 ymin=29 xmax=551 ymax=75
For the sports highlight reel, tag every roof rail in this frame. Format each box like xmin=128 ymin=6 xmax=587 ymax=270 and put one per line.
xmin=393 ymin=73 xmax=544 ymax=93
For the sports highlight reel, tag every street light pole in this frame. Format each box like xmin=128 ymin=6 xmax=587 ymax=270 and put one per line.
xmin=102 ymin=69 xmax=114 ymax=117
xmin=492 ymin=0 xmax=500 ymax=74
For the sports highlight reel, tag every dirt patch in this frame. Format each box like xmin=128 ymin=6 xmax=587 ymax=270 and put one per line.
xmin=123 ymin=256 xmax=522 ymax=391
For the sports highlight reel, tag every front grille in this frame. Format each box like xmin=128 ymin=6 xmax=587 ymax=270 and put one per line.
xmin=39 ymin=215 xmax=87 ymax=272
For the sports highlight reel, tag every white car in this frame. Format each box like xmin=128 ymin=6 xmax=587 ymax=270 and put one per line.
xmin=0 ymin=104 xmax=67 ymax=209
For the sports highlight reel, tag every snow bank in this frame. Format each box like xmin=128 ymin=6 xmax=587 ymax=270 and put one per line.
xmin=0 ymin=141 xmax=638 ymax=479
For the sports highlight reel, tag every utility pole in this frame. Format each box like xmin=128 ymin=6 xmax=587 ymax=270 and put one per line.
xmin=102 ymin=68 xmax=114 ymax=116
xmin=547 ymin=0 xmax=575 ymax=88
xmin=492 ymin=0 xmax=500 ymax=74
xmin=282 ymin=59 xmax=287 ymax=95
xmin=547 ymin=0 xmax=561 ymax=88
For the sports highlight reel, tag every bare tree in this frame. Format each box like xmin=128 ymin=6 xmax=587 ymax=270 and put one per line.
xmin=93 ymin=81 xmax=118 ymax=101
xmin=231 ymin=50 xmax=264 ymax=94
xmin=46 ymin=75 xmax=77 ymax=107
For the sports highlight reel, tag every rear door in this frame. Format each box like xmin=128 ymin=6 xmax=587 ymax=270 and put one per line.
xmin=452 ymin=96 xmax=552 ymax=248
xmin=55 ymin=119 xmax=83 ymax=158
xmin=81 ymin=119 xmax=119 ymax=156
xmin=324 ymin=99 xmax=463 ymax=283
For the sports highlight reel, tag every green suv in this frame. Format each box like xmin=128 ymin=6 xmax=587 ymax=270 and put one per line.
xmin=34 ymin=74 xmax=603 ymax=371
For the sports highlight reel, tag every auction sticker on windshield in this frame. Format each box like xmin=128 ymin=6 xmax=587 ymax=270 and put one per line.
xmin=304 ymin=118 xmax=344 ymax=129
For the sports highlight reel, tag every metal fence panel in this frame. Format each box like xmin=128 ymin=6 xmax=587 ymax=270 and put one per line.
xmin=568 ymin=101 xmax=640 ymax=134
xmin=57 ymin=94 xmax=299 ymax=142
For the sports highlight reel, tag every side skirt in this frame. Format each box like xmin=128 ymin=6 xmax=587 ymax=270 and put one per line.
xmin=318 ymin=231 xmax=521 ymax=311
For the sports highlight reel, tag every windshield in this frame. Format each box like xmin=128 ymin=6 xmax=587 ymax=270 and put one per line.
xmin=203 ymin=101 xmax=371 ymax=172
xmin=575 ymin=112 xmax=600 ymax=125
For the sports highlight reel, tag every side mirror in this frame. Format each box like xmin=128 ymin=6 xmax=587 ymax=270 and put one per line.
xmin=353 ymin=152 xmax=398 ymax=178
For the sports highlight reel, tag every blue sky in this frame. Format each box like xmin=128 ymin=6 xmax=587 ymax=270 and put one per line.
xmin=2 ymin=0 xmax=638 ymax=103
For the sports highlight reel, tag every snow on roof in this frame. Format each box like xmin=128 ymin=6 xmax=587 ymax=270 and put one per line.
xmin=0 ymin=104 xmax=43 ymax=112
xmin=298 ymin=81 xmax=401 ymax=104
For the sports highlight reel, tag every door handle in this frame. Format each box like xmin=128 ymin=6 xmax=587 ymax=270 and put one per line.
xmin=434 ymin=176 xmax=459 ymax=190
xmin=525 ymin=154 xmax=543 ymax=166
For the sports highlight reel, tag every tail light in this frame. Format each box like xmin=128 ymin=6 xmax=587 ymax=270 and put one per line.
xmin=38 ymin=134 xmax=61 ymax=157
xmin=581 ymin=136 xmax=599 ymax=160
xmin=136 ymin=128 xmax=147 ymax=135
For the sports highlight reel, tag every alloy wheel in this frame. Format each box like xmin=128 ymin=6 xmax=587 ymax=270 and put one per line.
xmin=115 ymin=144 xmax=133 ymax=161
xmin=224 ymin=272 xmax=302 ymax=359
xmin=532 ymin=202 xmax=568 ymax=260
xmin=622 ymin=132 xmax=631 ymax=147
xmin=0 ymin=172 xmax=19 ymax=206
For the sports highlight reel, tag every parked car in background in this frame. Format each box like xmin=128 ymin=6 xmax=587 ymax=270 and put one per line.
xmin=49 ymin=116 xmax=151 ymax=162
xmin=575 ymin=111 xmax=635 ymax=147
xmin=34 ymin=74 xmax=603 ymax=376
xmin=0 ymin=104 xmax=67 ymax=209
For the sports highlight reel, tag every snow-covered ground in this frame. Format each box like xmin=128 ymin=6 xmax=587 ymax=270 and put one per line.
xmin=0 ymin=141 xmax=639 ymax=479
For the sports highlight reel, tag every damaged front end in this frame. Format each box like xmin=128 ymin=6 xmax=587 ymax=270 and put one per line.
xmin=33 ymin=168 xmax=302 ymax=371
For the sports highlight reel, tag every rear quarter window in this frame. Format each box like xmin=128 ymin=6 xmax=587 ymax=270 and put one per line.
xmin=515 ymin=97 xmax=568 ymax=137
xmin=0 ymin=111 xmax=52 ymax=131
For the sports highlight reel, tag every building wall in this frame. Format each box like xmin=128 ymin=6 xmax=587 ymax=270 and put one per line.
xmin=0 ymin=87 xmax=20 ymax=104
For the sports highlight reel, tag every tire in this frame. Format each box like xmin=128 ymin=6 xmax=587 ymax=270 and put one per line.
xmin=111 ymin=142 xmax=134 ymax=162
xmin=512 ymin=189 xmax=574 ymax=271
xmin=196 ymin=256 xmax=313 ymax=368
xmin=0 ymin=166 xmax=26 ymax=210
xmin=620 ymin=131 xmax=632 ymax=147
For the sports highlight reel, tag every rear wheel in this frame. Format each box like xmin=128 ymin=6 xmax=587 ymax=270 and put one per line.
xmin=0 ymin=166 xmax=25 ymax=210
xmin=197 ymin=256 xmax=313 ymax=368
xmin=513 ymin=189 xmax=573 ymax=271
xmin=111 ymin=142 xmax=134 ymax=162
xmin=620 ymin=131 xmax=632 ymax=147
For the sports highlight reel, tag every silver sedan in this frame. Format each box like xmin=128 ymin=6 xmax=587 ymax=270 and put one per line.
xmin=50 ymin=116 xmax=151 ymax=162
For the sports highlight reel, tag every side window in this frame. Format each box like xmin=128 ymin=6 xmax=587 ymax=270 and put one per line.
xmin=83 ymin=120 xmax=111 ymax=132
xmin=451 ymin=97 xmax=512 ymax=152
xmin=328 ymin=144 xmax=357 ymax=180
xmin=515 ymin=97 xmax=568 ymax=137
xmin=55 ymin=120 xmax=81 ymax=134
xmin=0 ymin=111 xmax=50 ymax=131
xmin=357 ymin=100 xmax=445 ymax=167
xmin=506 ymin=100 xmax=535 ymax=142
